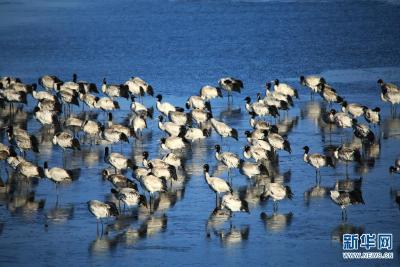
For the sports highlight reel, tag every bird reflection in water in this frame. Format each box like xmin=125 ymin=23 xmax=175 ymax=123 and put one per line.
xmin=45 ymin=203 xmax=74 ymax=224
xmin=304 ymin=184 xmax=331 ymax=207
xmin=206 ymin=207 xmax=232 ymax=238
xmin=260 ymin=212 xmax=293 ymax=232
xmin=331 ymin=223 xmax=364 ymax=243
xmin=390 ymin=188 xmax=400 ymax=209
xmin=381 ymin=117 xmax=400 ymax=140
xmin=217 ymin=224 xmax=250 ymax=247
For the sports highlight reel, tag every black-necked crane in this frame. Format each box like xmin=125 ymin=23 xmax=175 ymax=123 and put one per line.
xmin=300 ymin=75 xmax=324 ymax=99
xmin=220 ymin=193 xmax=249 ymax=213
xmin=199 ymin=85 xmax=222 ymax=101
xmin=260 ymin=182 xmax=293 ymax=212
xmin=102 ymin=169 xmax=138 ymax=190
xmin=160 ymin=136 xmax=187 ymax=151
xmin=203 ymin=164 xmax=232 ymax=206
xmin=389 ymin=158 xmax=400 ymax=174
xmin=184 ymin=127 xmax=210 ymax=142
xmin=273 ymin=79 xmax=299 ymax=99
xmin=156 ymin=94 xmax=184 ymax=116
xmin=104 ymin=146 xmax=133 ymax=173
xmin=210 ymin=117 xmax=238 ymax=142
xmin=214 ymin=144 xmax=240 ymax=181
xmin=352 ymin=119 xmax=375 ymax=144
xmin=341 ymin=101 xmax=364 ymax=118
xmin=239 ymin=159 xmax=269 ymax=179
xmin=334 ymin=145 xmax=362 ymax=176
xmin=302 ymin=146 xmax=335 ymax=184
xmin=87 ymin=200 xmax=119 ymax=234
xmin=7 ymin=126 xmax=39 ymax=156
xmin=38 ymin=75 xmax=63 ymax=90
xmin=186 ymin=95 xmax=206 ymax=110
xmin=318 ymin=83 xmax=343 ymax=105
xmin=110 ymin=187 xmax=147 ymax=212
xmin=218 ymin=77 xmax=243 ymax=103
xmin=158 ymin=115 xmax=184 ymax=137
xmin=330 ymin=185 xmax=364 ymax=220
xmin=130 ymin=95 xmax=154 ymax=119
xmin=101 ymin=78 xmax=129 ymax=99
xmin=363 ymin=106 xmax=380 ymax=127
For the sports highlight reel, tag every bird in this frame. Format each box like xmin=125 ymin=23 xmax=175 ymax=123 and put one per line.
xmin=243 ymin=145 xmax=271 ymax=163
xmin=160 ymin=136 xmax=187 ymax=151
xmin=186 ymin=95 xmax=207 ymax=110
xmin=130 ymin=113 xmax=147 ymax=137
xmin=162 ymin=153 xmax=183 ymax=169
xmin=110 ymin=187 xmax=147 ymax=212
xmin=102 ymin=169 xmax=138 ymax=190
xmin=101 ymin=78 xmax=129 ymax=99
xmin=352 ymin=119 xmax=375 ymax=144
xmin=380 ymin=85 xmax=400 ymax=115
xmin=318 ymin=83 xmax=343 ymax=105
xmin=239 ymin=159 xmax=269 ymax=179
xmin=7 ymin=126 xmax=39 ymax=155
xmin=363 ymin=107 xmax=380 ymax=126
xmin=100 ymin=125 xmax=130 ymax=145
xmin=33 ymin=107 xmax=59 ymax=125
xmin=168 ymin=110 xmax=191 ymax=126
xmin=133 ymin=172 xmax=167 ymax=206
xmin=142 ymin=151 xmax=170 ymax=169
xmin=214 ymin=144 xmax=240 ymax=180
xmin=302 ymin=146 xmax=335 ymax=184
xmin=331 ymin=110 xmax=353 ymax=129
xmin=249 ymin=114 xmax=270 ymax=130
xmin=190 ymin=106 xmax=212 ymax=127
xmin=82 ymin=119 xmax=102 ymax=145
xmin=377 ymin=79 xmax=399 ymax=93
xmin=334 ymin=145 xmax=362 ymax=175
xmin=266 ymin=126 xmax=291 ymax=154
xmin=199 ymin=85 xmax=222 ymax=100
xmin=210 ymin=117 xmax=238 ymax=141
xmin=52 ymin=131 xmax=81 ymax=151
xmin=330 ymin=187 xmax=364 ymax=220
xmin=94 ymin=96 xmax=120 ymax=112
xmin=44 ymin=161 xmax=78 ymax=184
xmin=107 ymin=113 xmax=135 ymax=139
xmin=203 ymin=164 xmax=232 ymax=206
xmin=245 ymin=96 xmax=279 ymax=118
xmin=266 ymin=89 xmax=294 ymax=111
xmin=147 ymin=162 xmax=178 ymax=182
xmin=104 ymin=147 xmax=133 ymax=173
xmin=156 ymin=94 xmax=184 ymax=116
xmin=218 ymin=77 xmax=243 ymax=102
xmin=38 ymin=75 xmax=63 ymax=90
xmin=87 ymin=200 xmax=119 ymax=233
xmin=389 ymin=158 xmax=400 ymax=174
xmin=272 ymin=79 xmax=299 ymax=99
xmin=184 ymin=127 xmax=210 ymax=142
xmin=130 ymin=95 xmax=154 ymax=119
xmin=341 ymin=101 xmax=364 ymax=118
xmin=260 ymin=183 xmax=293 ymax=212
xmin=16 ymin=160 xmax=45 ymax=179
xmin=124 ymin=76 xmax=154 ymax=97
xmin=300 ymin=75 xmax=324 ymax=98
xmin=79 ymin=90 xmax=98 ymax=110
xmin=158 ymin=115 xmax=185 ymax=137
xmin=220 ymin=193 xmax=249 ymax=213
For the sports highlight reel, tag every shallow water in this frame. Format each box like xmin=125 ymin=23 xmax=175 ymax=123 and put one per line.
xmin=0 ymin=0 xmax=400 ymax=266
